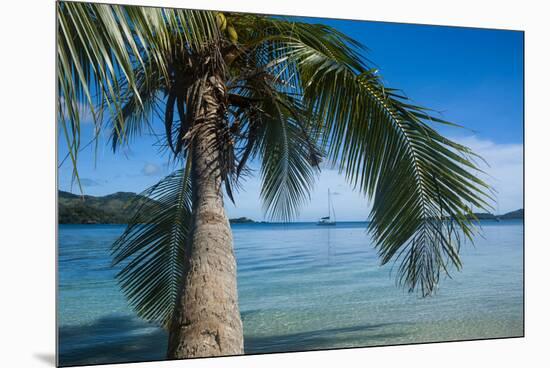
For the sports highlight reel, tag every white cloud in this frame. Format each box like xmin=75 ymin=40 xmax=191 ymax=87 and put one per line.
xmin=141 ymin=163 xmax=162 ymax=176
xmin=80 ymin=178 xmax=101 ymax=187
xmin=58 ymin=97 xmax=96 ymax=124
xmin=225 ymin=167 xmax=371 ymax=222
xmin=224 ymin=136 xmax=523 ymax=220
xmin=452 ymin=135 xmax=523 ymax=214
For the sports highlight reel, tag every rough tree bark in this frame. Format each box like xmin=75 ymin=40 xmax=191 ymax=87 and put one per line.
xmin=167 ymin=75 xmax=244 ymax=358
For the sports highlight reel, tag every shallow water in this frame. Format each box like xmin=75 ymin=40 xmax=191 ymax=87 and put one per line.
xmin=58 ymin=220 xmax=523 ymax=366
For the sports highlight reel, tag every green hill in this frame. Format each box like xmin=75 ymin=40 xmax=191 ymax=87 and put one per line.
xmin=60 ymin=190 xmax=520 ymax=224
xmin=467 ymin=209 xmax=524 ymax=220
xmin=58 ymin=190 xmax=154 ymax=224
xmin=58 ymin=190 xmax=256 ymax=224
xmin=500 ymin=209 xmax=524 ymax=219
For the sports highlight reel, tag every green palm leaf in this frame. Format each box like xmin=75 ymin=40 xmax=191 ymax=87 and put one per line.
xmin=254 ymin=20 xmax=493 ymax=295
xmin=58 ymin=4 xmax=495 ymax=304
xmin=57 ymin=1 xmax=220 ymax=187
xmin=225 ymin=59 xmax=322 ymax=221
xmin=110 ymin=57 xmax=167 ymax=152
xmin=257 ymin=100 xmax=321 ymax=222
xmin=111 ymin=166 xmax=192 ymax=326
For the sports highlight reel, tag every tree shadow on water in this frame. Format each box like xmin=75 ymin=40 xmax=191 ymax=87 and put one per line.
xmin=58 ymin=314 xmax=167 ymax=367
xmin=58 ymin=314 xmax=411 ymax=366
xmin=245 ymin=322 xmax=411 ymax=354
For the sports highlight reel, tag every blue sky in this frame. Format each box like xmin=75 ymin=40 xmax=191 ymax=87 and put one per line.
xmin=58 ymin=17 xmax=524 ymax=220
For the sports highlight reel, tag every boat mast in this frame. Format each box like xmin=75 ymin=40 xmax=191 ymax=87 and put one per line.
xmin=327 ymin=188 xmax=331 ymax=219
xmin=331 ymin=194 xmax=336 ymax=222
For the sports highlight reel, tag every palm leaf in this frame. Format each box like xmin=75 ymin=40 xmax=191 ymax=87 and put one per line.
xmin=111 ymin=166 xmax=192 ymax=327
xmin=57 ymin=2 xmax=220 ymax=187
xmin=235 ymin=17 xmax=493 ymax=295
xmin=227 ymin=62 xmax=322 ymax=221
xmin=110 ymin=57 xmax=167 ymax=152
xmin=60 ymin=5 xmax=495 ymax=300
xmin=258 ymin=103 xmax=321 ymax=222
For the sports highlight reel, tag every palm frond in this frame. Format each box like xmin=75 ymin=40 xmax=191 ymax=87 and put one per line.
xmin=245 ymin=18 xmax=493 ymax=295
xmin=60 ymin=4 xmax=495 ymax=299
xmin=257 ymin=95 xmax=321 ymax=222
xmin=225 ymin=56 xmax=322 ymax=221
xmin=57 ymin=2 xmax=220 ymax=186
xmin=110 ymin=58 xmax=167 ymax=152
xmin=111 ymin=166 xmax=192 ymax=327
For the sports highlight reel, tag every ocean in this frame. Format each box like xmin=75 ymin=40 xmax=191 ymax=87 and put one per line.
xmin=58 ymin=220 xmax=523 ymax=366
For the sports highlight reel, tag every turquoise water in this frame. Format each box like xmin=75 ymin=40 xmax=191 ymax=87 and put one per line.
xmin=58 ymin=220 xmax=523 ymax=366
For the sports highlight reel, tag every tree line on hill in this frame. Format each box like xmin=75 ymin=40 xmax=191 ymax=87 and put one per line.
xmin=58 ymin=190 xmax=523 ymax=224
xmin=58 ymin=190 xmax=256 ymax=224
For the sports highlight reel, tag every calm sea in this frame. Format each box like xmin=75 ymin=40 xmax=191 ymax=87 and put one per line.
xmin=58 ymin=220 xmax=523 ymax=366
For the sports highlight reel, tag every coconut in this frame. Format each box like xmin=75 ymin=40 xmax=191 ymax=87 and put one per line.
xmin=215 ymin=13 xmax=227 ymax=31
xmin=227 ymin=26 xmax=238 ymax=44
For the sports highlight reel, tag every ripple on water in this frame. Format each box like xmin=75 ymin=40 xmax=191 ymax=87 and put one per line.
xmin=58 ymin=221 xmax=523 ymax=365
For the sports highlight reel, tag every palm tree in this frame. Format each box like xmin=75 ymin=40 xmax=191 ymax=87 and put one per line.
xmin=57 ymin=1 xmax=492 ymax=359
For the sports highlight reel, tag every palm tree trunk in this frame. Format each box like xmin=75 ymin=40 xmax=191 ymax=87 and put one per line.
xmin=167 ymin=75 xmax=244 ymax=358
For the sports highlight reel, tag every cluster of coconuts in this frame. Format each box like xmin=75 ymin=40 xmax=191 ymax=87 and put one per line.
xmin=216 ymin=13 xmax=238 ymax=43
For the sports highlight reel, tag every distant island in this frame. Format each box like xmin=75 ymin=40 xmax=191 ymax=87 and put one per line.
xmin=58 ymin=190 xmax=522 ymax=224
xmin=499 ymin=209 xmax=524 ymax=219
xmin=468 ymin=209 xmax=524 ymax=220
xmin=58 ymin=190 xmax=256 ymax=224
xmin=228 ymin=217 xmax=256 ymax=224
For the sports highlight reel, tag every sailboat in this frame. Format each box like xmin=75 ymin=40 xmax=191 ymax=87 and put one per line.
xmin=317 ymin=188 xmax=336 ymax=226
